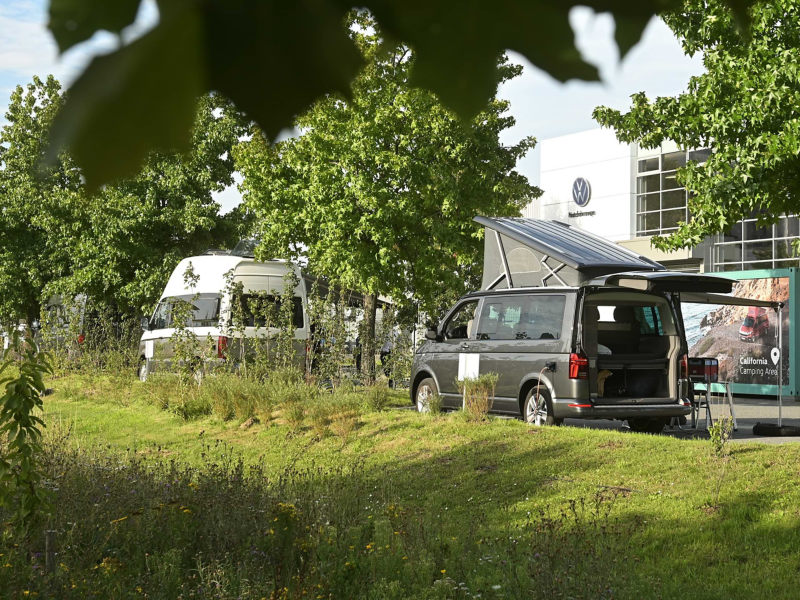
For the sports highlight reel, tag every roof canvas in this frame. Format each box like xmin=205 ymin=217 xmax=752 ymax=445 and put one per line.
xmin=475 ymin=216 xmax=665 ymax=289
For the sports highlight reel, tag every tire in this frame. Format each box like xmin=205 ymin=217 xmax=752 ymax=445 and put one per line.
xmin=138 ymin=358 xmax=148 ymax=383
xmin=524 ymin=386 xmax=561 ymax=426
xmin=752 ymin=422 xmax=800 ymax=437
xmin=628 ymin=418 xmax=666 ymax=434
xmin=415 ymin=377 xmax=437 ymax=413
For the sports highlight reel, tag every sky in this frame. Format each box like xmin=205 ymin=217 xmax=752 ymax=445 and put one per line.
xmin=0 ymin=1 xmax=704 ymax=212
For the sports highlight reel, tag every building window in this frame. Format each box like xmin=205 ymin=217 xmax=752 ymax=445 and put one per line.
xmin=635 ymin=149 xmax=708 ymax=237
xmin=712 ymin=215 xmax=800 ymax=272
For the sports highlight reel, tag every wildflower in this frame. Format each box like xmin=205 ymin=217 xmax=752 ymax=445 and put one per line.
xmin=366 ymin=544 xmax=372 ymax=549
xmin=441 ymin=569 xmax=446 ymax=574
xmin=402 ymin=556 xmax=408 ymax=560
xmin=183 ymin=509 xmax=192 ymax=514
xmin=22 ymin=592 xmax=29 ymax=596
xmin=394 ymin=531 xmax=399 ymax=535
xmin=492 ymin=585 xmax=502 ymax=590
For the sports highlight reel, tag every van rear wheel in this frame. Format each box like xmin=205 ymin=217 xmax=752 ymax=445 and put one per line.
xmin=524 ymin=387 xmax=561 ymax=426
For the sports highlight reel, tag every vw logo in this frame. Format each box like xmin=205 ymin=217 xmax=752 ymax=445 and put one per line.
xmin=572 ymin=177 xmax=591 ymax=207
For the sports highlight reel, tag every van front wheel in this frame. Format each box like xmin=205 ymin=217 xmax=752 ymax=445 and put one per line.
xmin=524 ymin=387 xmax=561 ymax=426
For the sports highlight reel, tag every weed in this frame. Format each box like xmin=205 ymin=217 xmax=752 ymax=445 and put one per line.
xmin=308 ymin=398 xmax=332 ymax=438
xmin=426 ymin=391 xmax=443 ymax=416
xmin=708 ymin=415 xmax=734 ymax=508
xmin=330 ymin=391 xmax=362 ymax=443
xmin=282 ymin=399 xmax=306 ymax=432
xmin=458 ymin=373 xmax=498 ymax=422
xmin=363 ymin=382 xmax=391 ymax=413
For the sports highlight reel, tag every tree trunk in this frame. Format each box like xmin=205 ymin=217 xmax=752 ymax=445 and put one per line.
xmin=361 ymin=293 xmax=378 ymax=384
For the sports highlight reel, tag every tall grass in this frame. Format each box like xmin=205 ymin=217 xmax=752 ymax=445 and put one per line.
xmin=1 ymin=425 xmax=639 ymax=599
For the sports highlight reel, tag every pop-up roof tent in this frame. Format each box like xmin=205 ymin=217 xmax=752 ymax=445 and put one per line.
xmin=476 ymin=216 xmax=664 ymax=289
xmin=474 ymin=216 xmax=734 ymax=293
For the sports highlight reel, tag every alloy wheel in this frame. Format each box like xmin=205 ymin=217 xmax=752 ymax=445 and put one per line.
xmin=526 ymin=393 xmax=547 ymax=426
xmin=417 ymin=384 xmax=432 ymax=413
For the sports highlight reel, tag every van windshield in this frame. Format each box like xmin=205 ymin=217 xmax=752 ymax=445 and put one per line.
xmin=151 ymin=294 xmax=221 ymax=329
xmin=743 ymin=316 xmax=755 ymax=327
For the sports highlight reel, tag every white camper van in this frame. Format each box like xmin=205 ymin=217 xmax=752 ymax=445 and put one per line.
xmin=137 ymin=248 xmax=309 ymax=381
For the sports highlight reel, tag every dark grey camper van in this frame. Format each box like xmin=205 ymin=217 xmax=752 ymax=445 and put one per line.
xmin=410 ymin=217 xmax=733 ymax=433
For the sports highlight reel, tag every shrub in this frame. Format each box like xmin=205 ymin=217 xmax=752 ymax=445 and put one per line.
xmin=363 ymin=382 xmax=391 ymax=413
xmin=458 ymin=373 xmax=498 ymax=423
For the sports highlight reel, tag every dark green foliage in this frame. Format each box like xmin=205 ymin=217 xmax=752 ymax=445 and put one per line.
xmin=44 ymin=0 xmax=759 ymax=189
xmin=594 ymin=0 xmax=800 ymax=252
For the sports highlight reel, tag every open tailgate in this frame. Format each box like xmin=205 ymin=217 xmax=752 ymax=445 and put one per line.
xmin=593 ymin=271 xmax=733 ymax=294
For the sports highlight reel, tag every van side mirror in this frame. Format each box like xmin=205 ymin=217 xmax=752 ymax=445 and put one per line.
xmin=425 ymin=328 xmax=439 ymax=341
xmin=140 ymin=316 xmax=151 ymax=331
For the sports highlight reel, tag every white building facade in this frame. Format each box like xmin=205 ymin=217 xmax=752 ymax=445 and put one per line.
xmin=524 ymin=128 xmax=800 ymax=273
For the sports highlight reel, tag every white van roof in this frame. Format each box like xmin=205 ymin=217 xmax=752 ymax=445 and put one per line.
xmin=160 ymin=255 xmax=292 ymax=299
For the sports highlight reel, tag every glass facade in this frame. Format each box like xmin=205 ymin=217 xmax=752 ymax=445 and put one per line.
xmin=712 ymin=215 xmax=800 ymax=271
xmin=635 ymin=150 xmax=710 ymax=237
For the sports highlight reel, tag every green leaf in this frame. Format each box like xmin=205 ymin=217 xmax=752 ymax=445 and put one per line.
xmin=612 ymin=12 xmax=653 ymax=60
xmin=44 ymin=0 xmax=758 ymax=189
xmin=46 ymin=10 xmax=205 ymax=190
xmin=48 ymin=0 xmax=142 ymax=53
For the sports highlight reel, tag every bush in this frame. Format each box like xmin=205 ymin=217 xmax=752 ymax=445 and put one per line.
xmin=458 ymin=373 xmax=498 ymax=423
xmin=363 ymin=382 xmax=391 ymax=413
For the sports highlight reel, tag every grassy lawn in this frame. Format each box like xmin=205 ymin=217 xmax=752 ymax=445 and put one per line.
xmin=4 ymin=372 xmax=800 ymax=599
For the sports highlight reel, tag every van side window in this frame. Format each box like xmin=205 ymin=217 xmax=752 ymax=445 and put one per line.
xmin=477 ymin=295 xmax=565 ymax=341
xmin=241 ymin=294 xmax=304 ymax=329
xmin=443 ymin=300 xmax=479 ymax=340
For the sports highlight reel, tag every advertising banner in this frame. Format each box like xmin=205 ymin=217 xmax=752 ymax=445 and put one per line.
xmin=682 ymin=276 xmax=790 ymax=389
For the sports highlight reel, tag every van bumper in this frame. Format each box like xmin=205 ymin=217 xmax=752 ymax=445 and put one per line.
xmin=552 ymin=399 xmax=692 ymax=420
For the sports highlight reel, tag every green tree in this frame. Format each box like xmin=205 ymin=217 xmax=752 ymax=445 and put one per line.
xmin=43 ymin=0 xmax=760 ymax=190
xmin=235 ymin=12 xmax=539 ymax=380
xmin=0 ymin=76 xmax=81 ymax=326
xmin=53 ymin=93 xmax=249 ymax=315
xmin=0 ymin=79 xmax=248 ymax=324
xmin=593 ymin=0 xmax=800 ymax=252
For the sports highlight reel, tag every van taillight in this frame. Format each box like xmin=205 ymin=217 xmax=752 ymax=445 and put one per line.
xmin=217 ymin=336 xmax=229 ymax=359
xmin=569 ymin=353 xmax=588 ymax=379
xmin=680 ymin=354 xmax=688 ymax=379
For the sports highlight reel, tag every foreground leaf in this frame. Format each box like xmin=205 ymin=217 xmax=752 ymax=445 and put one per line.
xmin=45 ymin=0 xmax=757 ymax=188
